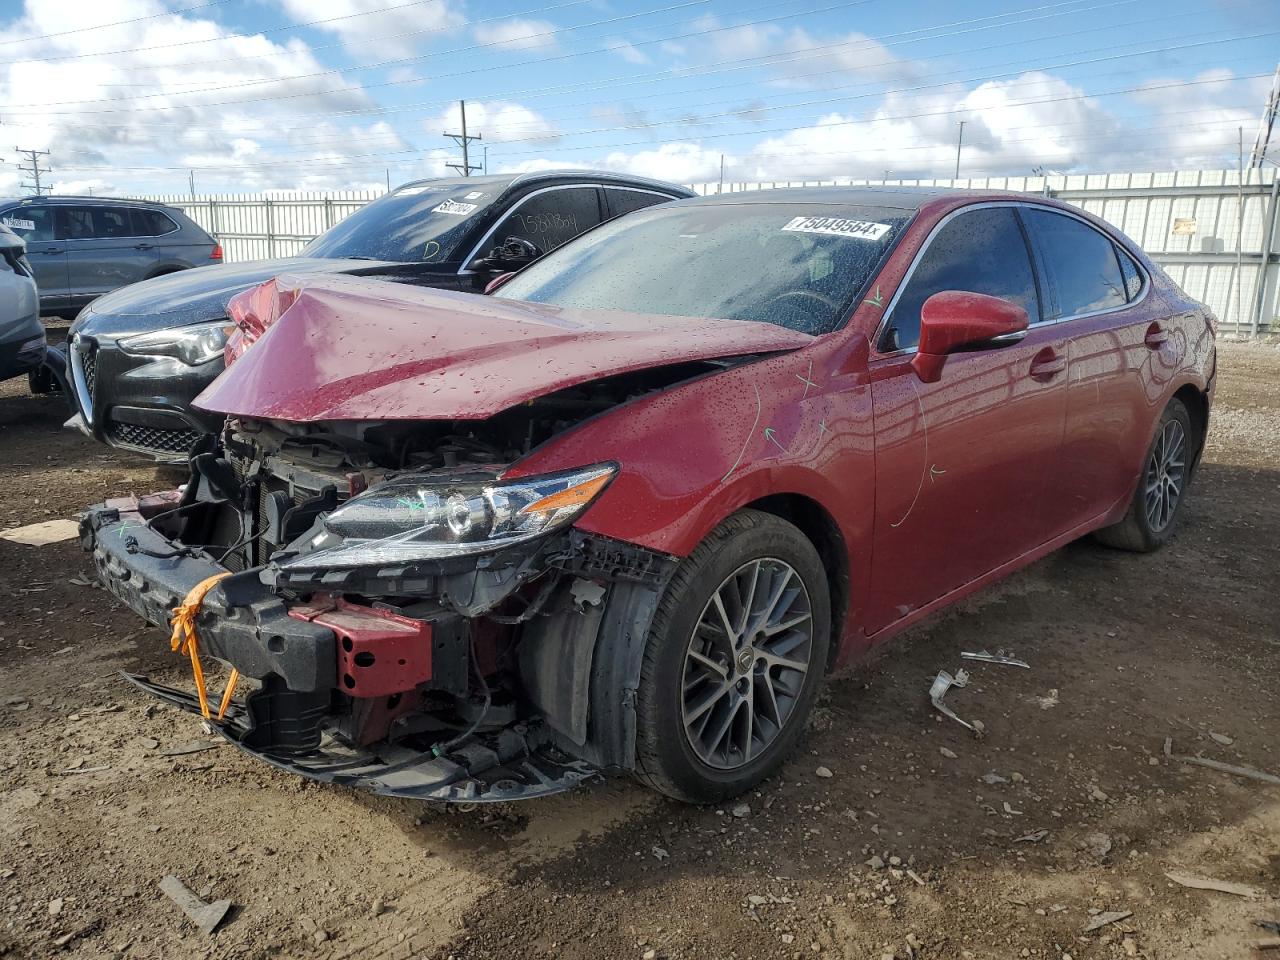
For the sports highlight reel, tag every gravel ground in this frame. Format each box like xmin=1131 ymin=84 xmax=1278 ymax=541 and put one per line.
xmin=0 ymin=337 xmax=1277 ymax=960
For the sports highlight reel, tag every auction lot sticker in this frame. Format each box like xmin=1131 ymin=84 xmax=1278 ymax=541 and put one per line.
xmin=781 ymin=216 xmax=890 ymax=240
xmin=2 ymin=217 xmax=36 ymax=231
xmin=433 ymin=199 xmax=478 ymax=216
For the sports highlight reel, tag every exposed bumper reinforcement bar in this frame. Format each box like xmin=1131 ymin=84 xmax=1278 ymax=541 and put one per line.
xmin=122 ymin=672 xmax=599 ymax=803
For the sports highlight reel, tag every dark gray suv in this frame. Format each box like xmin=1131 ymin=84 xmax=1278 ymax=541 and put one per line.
xmin=0 ymin=196 xmax=220 ymax=319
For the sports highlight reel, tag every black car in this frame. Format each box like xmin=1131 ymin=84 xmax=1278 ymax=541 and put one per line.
xmin=67 ymin=171 xmax=693 ymax=461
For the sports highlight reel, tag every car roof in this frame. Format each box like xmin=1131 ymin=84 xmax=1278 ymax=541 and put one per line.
xmin=0 ymin=195 xmax=183 ymax=211
xmin=671 ymin=185 xmax=1029 ymax=211
xmin=394 ymin=170 xmax=695 ymax=197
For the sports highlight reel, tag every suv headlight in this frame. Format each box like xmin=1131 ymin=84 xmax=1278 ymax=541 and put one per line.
xmin=119 ymin=320 xmax=234 ymax=366
xmin=278 ymin=463 xmax=616 ymax=570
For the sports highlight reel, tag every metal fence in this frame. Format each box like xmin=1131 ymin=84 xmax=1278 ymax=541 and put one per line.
xmin=146 ymin=167 xmax=1280 ymax=335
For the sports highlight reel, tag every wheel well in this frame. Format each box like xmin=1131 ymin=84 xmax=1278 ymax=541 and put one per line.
xmin=1173 ymin=384 xmax=1209 ymax=464
xmin=743 ymin=493 xmax=848 ymax=672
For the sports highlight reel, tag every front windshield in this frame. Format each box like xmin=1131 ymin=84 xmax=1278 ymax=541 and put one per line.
xmin=499 ymin=201 xmax=911 ymax=335
xmin=300 ymin=180 xmax=506 ymax=263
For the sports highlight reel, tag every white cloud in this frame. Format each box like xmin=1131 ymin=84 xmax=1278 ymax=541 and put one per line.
xmin=432 ymin=101 xmax=560 ymax=145
xmin=275 ymin=0 xmax=465 ymax=59
xmin=604 ymin=38 xmax=650 ymax=65
xmin=473 ymin=18 xmax=557 ymax=52
xmin=0 ymin=0 xmax=396 ymax=194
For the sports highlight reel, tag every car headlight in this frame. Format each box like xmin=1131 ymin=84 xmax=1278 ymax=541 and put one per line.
xmin=278 ymin=463 xmax=617 ymax=570
xmin=119 ymin=320 xmax=234 ymax=366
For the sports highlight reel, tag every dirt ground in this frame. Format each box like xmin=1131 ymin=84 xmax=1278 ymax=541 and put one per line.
xmin=1 ymin=336 xmax=1278 ymax=960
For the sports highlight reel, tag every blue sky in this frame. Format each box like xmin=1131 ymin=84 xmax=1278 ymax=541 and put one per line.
xmin=0 ymin=0 xmax=1275 ymax=195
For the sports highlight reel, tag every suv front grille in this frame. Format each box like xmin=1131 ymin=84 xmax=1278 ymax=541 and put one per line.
xmin=107 ymin=422 xmax=199 ymax=456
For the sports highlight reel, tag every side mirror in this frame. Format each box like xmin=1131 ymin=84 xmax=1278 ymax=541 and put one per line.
xmin=911 ymin=290 xmax=1029 ymax=383
xmin=473 ymin=235 xmax=542 ymax=273
xmin=484 ymin=271 xmax=517 ymax=295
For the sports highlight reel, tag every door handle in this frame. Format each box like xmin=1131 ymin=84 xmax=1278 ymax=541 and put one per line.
xmin=134 ymin=243 xmax=154 ymax=251
xmin=1144 ymin=322 xmax=1168 ymax=349
xmin=42 ymin=247 xmax=64 ymax=255
xmin=1029 ymin=348 xmax=1066 ymax=380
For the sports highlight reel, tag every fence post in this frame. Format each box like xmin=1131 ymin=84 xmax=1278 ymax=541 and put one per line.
xmin=324 ymin=197 xmax=334 ymax=230
xmin=266 ymin=199 xmax=276 ymax=258
xmin=209 ymin=198 xmax=220 ymax=243
xmin=1251 ymin=174 xmax=1279 ymax=336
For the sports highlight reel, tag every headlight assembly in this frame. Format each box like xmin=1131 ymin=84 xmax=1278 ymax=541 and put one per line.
xmin=119 ymin=320 xmax=234 ymax=366
xmin=278 ymin=463 xmax=616 ymax=570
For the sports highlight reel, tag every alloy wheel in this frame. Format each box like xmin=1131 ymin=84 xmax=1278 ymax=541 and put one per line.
xmin=680 ymin=558 xmax=814 ymax=771
xmin=1144 ymin=418 xmax=1186 ymax=532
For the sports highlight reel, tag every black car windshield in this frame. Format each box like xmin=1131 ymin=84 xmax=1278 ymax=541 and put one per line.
xmin=498 ymin=202 xmax=910 ymax=335
xmin=300 ymin=180 xmax=505 ymax=263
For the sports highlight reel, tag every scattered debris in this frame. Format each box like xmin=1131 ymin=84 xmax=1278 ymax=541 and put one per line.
xmin=158 ymin=875 xmax=232 ymax=935
xmin=1165 ymin=871 xmax=1263 ymax=899
xmin=961 ymin=650 xmax=1030 ymax=669
xmin=731 ymin=803 xmax=750 ymax=819
xmin=1208 ymin=731 xmax=1234 ymax=746
xmin=929 ymin=669 xmax=979 ymax=734
xmin=1015 ymin=830 xmax=1049 ymax=843
xmin=53 ymin=765 xmax=109 ymax=776
xmin=0 ymin=518 xmax=81 ymax=546
xmin=939 ymin=747 xmax=958 ymax=759
xmin=905 ymin=869 xmax=927 ymax=886
xmin=1030 ymin=689 xmax=1060 ymax=710
xmin=981 ymin=772 xmax=1009 ymax=785
xmin=1084 ymin=910 xmax=1133 ymax=932
xmin=1254 ymin=939 xmax=1280 ymax=951
xmin=48 ymin=898 xmax=63 ymax=916
xmin=1258 ymin=922 xmax=1280 ymax=935
xmin=159 ymin=740 xmax=221 ymax=758
xmin=1081 ymin=832 xmax=1113 ymax=860
xmin=651 ymin=846 xmax=669 ymax=861
xmin=815 ymin=766 xmax=833 ymax=779
xmin=1166 ymin=740 xmax=1280 ymax=786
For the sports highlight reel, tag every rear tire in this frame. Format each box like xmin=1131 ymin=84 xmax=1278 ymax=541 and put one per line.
xmin=1093 ymin=398 xmax=1195 ymax=553
xmin=634 ymin=510 xmax=830 ymax=803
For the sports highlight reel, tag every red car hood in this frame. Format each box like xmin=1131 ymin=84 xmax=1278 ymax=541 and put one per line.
xmin=194 ymin=274 xmax=813 ymax=422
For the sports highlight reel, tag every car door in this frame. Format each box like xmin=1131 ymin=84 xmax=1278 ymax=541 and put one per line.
xmin=58 ymin=204 xmax=159 ymax=306
xmin=130 ymin=207 xmax=185 ymax=269
xmin=865 ymin=204 xmax=1069 ymax=635
xmin=1 ymin=204 xmax=68 ymax=312
xmin=1020 ymin=206 xmax=1170 ymax=531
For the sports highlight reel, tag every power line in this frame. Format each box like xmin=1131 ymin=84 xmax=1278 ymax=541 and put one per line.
xmin=46 ymin=73 xmax=1267 ymax=174
xmin=4 ymin=0 xmax=885 ymax=112
xmin=0 ymin=0 xmax=233 ymax=47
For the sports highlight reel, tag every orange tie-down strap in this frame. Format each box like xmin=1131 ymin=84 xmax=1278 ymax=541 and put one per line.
xmin=168 ymin=572 xmax=239 ymax=721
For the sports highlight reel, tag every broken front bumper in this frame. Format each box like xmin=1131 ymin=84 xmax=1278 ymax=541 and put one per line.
xmin=80 ymin=498 xmax=600 ymax=802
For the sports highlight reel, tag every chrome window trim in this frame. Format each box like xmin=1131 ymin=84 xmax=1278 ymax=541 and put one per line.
xmin=872 ymin=200 xmax=1151 ymax=359
xmin=456 ymin=182 xmax=610 ymax=276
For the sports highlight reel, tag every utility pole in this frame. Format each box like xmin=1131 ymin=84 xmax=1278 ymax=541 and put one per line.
xmin=954 ymin=121 xmax=965 ymax=180
xmin=189 ymin=169 xmax=196 ymax=201
xmin=15 ymin=148 xmax=51 ymax=196
xmin=1236 ymin=126 xmax=1245 ymax=329
xmin=444 ymin=100 xmax=482 ymax=177
xmin=483 ymin=145 xmax=489 ymax=174
xmin=1249 ymin=62 xmax=1279 ymax=169
xmin=718 ymin=154 xmax=725 ymax=193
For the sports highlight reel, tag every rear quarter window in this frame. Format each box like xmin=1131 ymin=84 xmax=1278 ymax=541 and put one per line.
xmin=132 ymin=209 xmax=179 ymax=237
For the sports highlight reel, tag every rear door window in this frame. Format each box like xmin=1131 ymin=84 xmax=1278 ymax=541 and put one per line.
xmin=495 ymin=187 xmax=603 ymax=254
xmin=1022 ymin=208 xmax=1127 ymax=318
xmin=55 ymin=206 xmax=99 ymax=240
xmin=2 ymin=205 xmax=54 ymax=242
xmin=883 ymin=206 xmax=1040 ymax=352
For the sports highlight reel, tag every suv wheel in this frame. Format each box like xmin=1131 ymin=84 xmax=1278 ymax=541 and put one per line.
xmin=634 ymin=510 xmax=830 ymax=802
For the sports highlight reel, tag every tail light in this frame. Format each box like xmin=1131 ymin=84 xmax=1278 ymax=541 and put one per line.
xmin=209 ymin=243 xmax=223 ymax=261
xmin=225 ymin=278 xmax=300 ymax=364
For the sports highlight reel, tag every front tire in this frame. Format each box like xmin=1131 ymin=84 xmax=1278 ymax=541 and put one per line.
xmin=1093 ymin=398 xmax=1195 ymax=552
xmin=634 ymin=510 xmax=831 ymax=803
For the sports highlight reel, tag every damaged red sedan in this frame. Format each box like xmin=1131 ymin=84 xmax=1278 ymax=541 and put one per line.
xmin=80 ymin=187 xmax=1216 ymax=803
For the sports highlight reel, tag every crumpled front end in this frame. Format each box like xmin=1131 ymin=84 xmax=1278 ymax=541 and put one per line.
xmin=82 ymin=404 xmax=679 ymax=802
